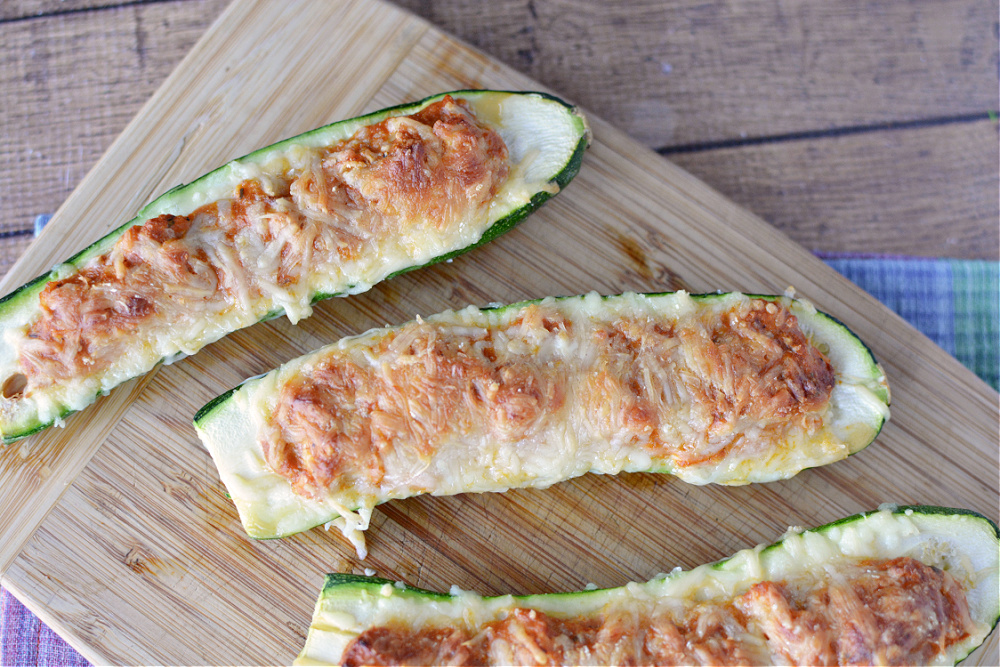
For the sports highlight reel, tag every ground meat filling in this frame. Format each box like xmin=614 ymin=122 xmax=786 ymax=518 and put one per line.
xmin=16 ymin=96 xmax=508 ymax=390
xmin=19 ymin=213 xmax=219 ymax=384
xmin=264 ymin=299 xmax=834 ymax=501
xmin=266 ymin=315 xmax=568 ymax=498
xmin=738 ymin=557 xmax=975 ymax=666
xmin=339 ymin=557 xmax=974 ymax=666
xmin=588 ymin=299 xmax=836 ymax=467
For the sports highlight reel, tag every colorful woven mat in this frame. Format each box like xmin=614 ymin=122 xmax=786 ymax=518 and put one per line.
xmin=1 ymin=254 xmax=997 ymax=665
xmin=820 ymin=254 xmax=999 ymax=391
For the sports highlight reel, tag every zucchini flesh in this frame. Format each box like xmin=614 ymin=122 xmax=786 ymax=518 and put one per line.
xmin=0 ymin=90 xmax=589 ymax=444
xmin=295 ymin=506 xmax=1000 ymax=666
xmin=193 ymin=291 xmax=890 ymax=555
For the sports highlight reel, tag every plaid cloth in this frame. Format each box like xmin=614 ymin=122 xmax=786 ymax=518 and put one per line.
xmin=821 ymin=254 xmax=999 ymax=390
xmin=1 ymin=253 xmax=997 ymax=665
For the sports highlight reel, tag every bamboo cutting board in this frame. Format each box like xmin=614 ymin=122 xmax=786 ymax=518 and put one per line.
xmin=1 ymin=0 xmax=997 ymax=664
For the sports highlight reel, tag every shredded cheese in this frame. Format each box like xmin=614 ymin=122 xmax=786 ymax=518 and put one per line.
xmin=202 ymin=292 xmax=888 ymax=554
xmin=2 ymin=93 xmax=580 ymax=441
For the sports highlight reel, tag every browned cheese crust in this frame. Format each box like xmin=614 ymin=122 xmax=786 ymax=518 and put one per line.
xmin=15 ymin=97 xmax=508 ymax=393
xmin=340 ymin=557 xmax=974 ymax=666
xmin=263 ymin=298 xmax=834 ymax=499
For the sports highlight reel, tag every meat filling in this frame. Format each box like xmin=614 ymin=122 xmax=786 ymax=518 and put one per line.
xmin=340 ymin=557 xmax=974 ymax=666
xmin=16 ymin=96 xmax=509 ymax=390
xmin=264 ymin=298 xmax=834 ymax=499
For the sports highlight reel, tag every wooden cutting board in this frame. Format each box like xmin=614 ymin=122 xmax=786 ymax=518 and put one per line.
xmin=1 ymin=0 xmax=996 ymax=664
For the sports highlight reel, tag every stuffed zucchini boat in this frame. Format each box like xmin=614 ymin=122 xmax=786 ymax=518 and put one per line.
xmin=0 ymin=90 xmax=589 ymax=443
xmin=194 ymin=291 xmax=890 ymax=556
xmin=295 ymin=506 xmax=999 ymax=667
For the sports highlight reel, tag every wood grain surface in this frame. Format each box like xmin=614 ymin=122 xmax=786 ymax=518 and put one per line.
xmin=0 ymin=0 xmax=997 ymax=665
xmin=1 ymin=0 xmax=997 ymax=272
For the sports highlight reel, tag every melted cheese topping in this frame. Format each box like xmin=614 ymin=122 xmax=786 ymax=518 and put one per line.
xmin=264 ymin=294 xmax=833 ymax=495
xmin=335 ymin=557 xmax=974 ymax=666
xmin=4 ymin=96 xmax=510 ymax=427
xmin=233 ymin=292 xmax=871 ymax=553
xmin=295 ymin=509 xmax=995 ymax=666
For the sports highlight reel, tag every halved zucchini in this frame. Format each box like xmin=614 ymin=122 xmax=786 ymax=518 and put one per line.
xmin=0 ymin=90 xmax=589 ymax=443
xmin=295 ymin=506 xmax=999 ymax=666
xmin=194 ymin=291 xmax=890 ymax=556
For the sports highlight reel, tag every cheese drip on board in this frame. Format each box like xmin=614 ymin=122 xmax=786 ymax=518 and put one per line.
xmin=195 ymin=291 xmax=890 ymax=555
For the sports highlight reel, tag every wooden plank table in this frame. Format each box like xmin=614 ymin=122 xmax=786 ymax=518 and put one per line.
xmin=1 ymin=1 xmax=998 ymax=665
xmin=1 ymin=0 xmax=997 ymax=269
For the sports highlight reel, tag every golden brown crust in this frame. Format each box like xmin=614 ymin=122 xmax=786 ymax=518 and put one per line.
xmin=17 ymin=97 xmax=508 ymax=393
xmin=584 ymin=299 xmax=834 ymax=468
xmin=737 ymin=557 xmax=974 ymax=665
xmin=264 ymin=314 xmax=568 ymax=498
xmin=21 ymin=212 xmax=219 ymax=384
xmin=264 ymin=298 xmax=835 ymax=500
xmin=339 ymin=557 xmax=975 ymax=666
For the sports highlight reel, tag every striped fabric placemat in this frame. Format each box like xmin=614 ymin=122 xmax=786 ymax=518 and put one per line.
xmin=820 ymin=253 xmax=998 ymax=390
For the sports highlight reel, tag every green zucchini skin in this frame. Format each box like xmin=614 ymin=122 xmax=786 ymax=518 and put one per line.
xmin=295 ymin=506 xmax=1000 ymax=666
xmin=194 ymin=291 xmax=891 ymax=551
xmin=0 ymin=90 xmax=590 ymax=444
